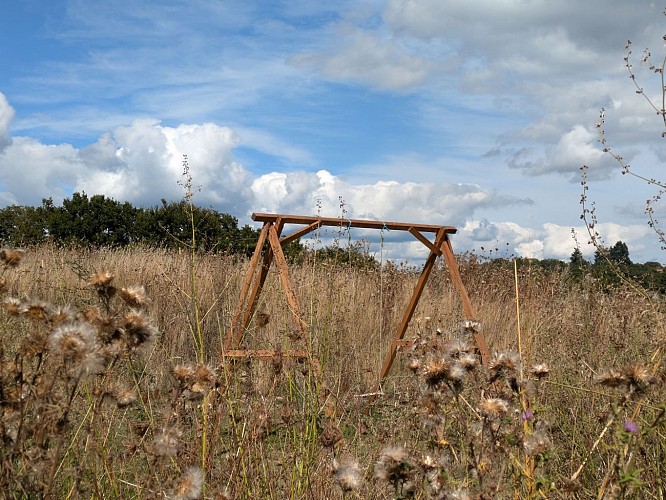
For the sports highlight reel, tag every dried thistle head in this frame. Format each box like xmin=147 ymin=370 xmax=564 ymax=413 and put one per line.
xmin=3 ymin=296 xmax=23 ymax=316
xmin=621 ymin=364 xmax=659 ymax=390
xmin=480 ymin=398 xmax=510 ymax=418
xmin=374 ymin=446 xmax=412 ymax=485
xmin=0 ymin=276 xmax=6 ymax=292
xmin=458 ymin=353 xmax=479 ymax=371
xmin=596 ymin=364 xmax=659 ymax=394
xmin=89 ymin=271 xmax=116 ymax=300
xmin=530 ymin=363 xmax=550 ymax=379
xmin=122 ymin=310 xmax=158 ymax=350
xmin=48 ymin=322 xmax=104 ymax=377
xmin=191 ymin=364 xmax=217 ymax=394
xmin=89 ymin=271 xmax=114 ymax=288
xmin=523 ymin=430 xmax=551 ymax=456
xmin=112 ymin=385 xmax=137 ymax=408
xmin=319 ymin=421 xmax=343 ymax=448
xmin=447 ymin=338 xmax=472 ymax=357
xmin=23 ymin=300 xmax=52 ymax=322
xmin=119 ymin=285 xmax=150 ymax=308
xmin=171 ymin=466 xmax=204 ymax=500
xmin=48 ymin=305 xmax=76 ymax=326
xmin=596 ymin=368 xmax=625 ymax=388
xmin=151 ymin=427 xmax=182 ymax=457
xmin=488 ymin=351 xmax=520 ymax=382
xmin=173 ymin=364 xmax=197 ymax=388
xmin=462 ymin=320 xmax=481 ymax=334
xmin=0 ymin=248 xmax=24 ymax=267
xmin=423 ymin=357 xmax=453 ymax=387
xmin=332 ymin=457 xmax=362 ymax=492
xmin=407 ymin=357 xmax=421 ymax=372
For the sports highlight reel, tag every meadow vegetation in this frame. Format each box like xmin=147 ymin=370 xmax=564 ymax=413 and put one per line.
xmin=0 ymin=241 xmax=663 ymax=499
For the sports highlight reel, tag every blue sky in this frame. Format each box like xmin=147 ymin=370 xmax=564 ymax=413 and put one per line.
xmin=1 ymin=0 xmax=665 ymax=262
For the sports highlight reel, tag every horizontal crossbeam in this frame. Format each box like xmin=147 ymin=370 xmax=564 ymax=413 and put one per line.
xmin=252 ymin=213 xmax=457 ymax=234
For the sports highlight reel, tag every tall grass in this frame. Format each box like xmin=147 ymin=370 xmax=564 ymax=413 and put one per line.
xmin=0 ymin=245 xmax=663 ymax=498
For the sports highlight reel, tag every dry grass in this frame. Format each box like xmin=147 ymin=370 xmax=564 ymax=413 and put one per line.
xmin=0 ymin=244 xmax=664 ymax=498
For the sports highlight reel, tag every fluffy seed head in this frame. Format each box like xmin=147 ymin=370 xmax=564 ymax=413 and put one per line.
xmin=488 ymin=352 xmax=520 ymax=382
xmin=89 ymin=271 xmax=114 ymax=288
xmin=523 ymin=430 xmax=551 ymax=456
xmin=332 ymin=458 xmax=362 ymax=492
xmin=447 ymin=338 xmax=472 ymax=357
xmin=407 ymin=358 xmax=421 ymax=372
xmin=621 ymin=364 xmax=659 ymax=389
xmin=423 ymin=357 xmax=453 ymax=387
xmin=24 ymin=300 xmax=52 ymax=321
xmin=596 ymin=368 xmax=625 ymax=388
xmin=3 ymin=297 xmax=23 ymax=315
xmin=113 ymin=386 xmax=137 ymax=408
xmin=152 ymin=427 xmax=181 ymax=457
xmin=530 ymin=363 xmax=550 ymax=379
xmin=374 ymin=446 xmax=411 ymax=483
xmin=458 ymin=353 xmax=479 ymax=371
xmin=119 ymin=285 xmax=150 ymax=308
xmin=596 ymin=364 xmax=659 ymax=393
xmin=173 ymin=364 xmax=197 ymax=387
xmin=48 ymin=322 xmax=103 ymax=376
xmin=123 ymin=310 xmax=158 ymax=349
xmin=0 ymin=249 xmax=24 ymax=267
xmin=480 ymin=398 xmax=510 ymax=417
xmin=48 ymin=305 xmax=76 ymax=326
xmin=171 ymin=467 xmax=204 ymax=500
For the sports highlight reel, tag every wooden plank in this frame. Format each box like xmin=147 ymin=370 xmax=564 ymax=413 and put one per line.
xmin=238 ymin=219 xmax=286 ymax=338
xmin=377 ymin=227 xmax=447 ymax=382
xmin=442 ymin=236 xmax=490 ymax=365
xmin=267 ymin=223 xmax=309 ymax=339
xmin=280 ymin=220 xmax=321 ymax=246
xmin=253 ymin=213 xmax=456 ymax=234
xmin=408 ymin=227 xmax=442 ymax=256
xmin=225 ymin=223 xmax=270 ymax=349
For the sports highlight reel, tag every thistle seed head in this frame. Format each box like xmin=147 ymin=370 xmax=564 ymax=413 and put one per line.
xmin=523 ymin=430 xmax=551 ymax=456
xmin=0 ymin=248 xmax=24 ymax=267
xmin=122 ymin=310 xmax=158 ymax=350
xmin=488 ymin=351 xmax=520 ymax=382
xmin=89 ymin=271 xmax=114 ymax=288
xmin=374 ymin=446 xmax=411 ymax=483
xmin=171 ymin=466 xmax=204 ymax=500
xmin=152 ymin=427 xmax=181 ymax=457
xmin=530 ymin=363 xmax=550 ymax=379
xmin=480 ymin=398 xmax=510 ymax=417
xmin=3 ymin=297 xmax=23 ymax=315
xmin=332 ymin=457 xmax=362 ymax=492
xmin=119 ymin=285 xmax=150 ymax=308
xmin=24 ymin=300 xmax=52 ymax=322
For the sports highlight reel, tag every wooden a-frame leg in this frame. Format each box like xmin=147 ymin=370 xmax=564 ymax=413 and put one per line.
xmin=226 ymin=223 xmax=270 ymax=349
xmin=267 ymin=223 xmax=308 ymax=339
xmin=376 ymin=228 xmax=448 ymax=387
xmin=441 ymin=235 xmax=490 ymax=365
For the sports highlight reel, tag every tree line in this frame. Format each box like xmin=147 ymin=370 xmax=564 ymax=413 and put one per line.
xmin=0 ymin=192 xmax=260 ymax=254
xmin=1 ymin=193 xmax=664 ymax=291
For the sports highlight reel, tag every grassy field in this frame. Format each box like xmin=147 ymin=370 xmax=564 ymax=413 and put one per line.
xmin=0 ymin=244 xmax=664 ymax=499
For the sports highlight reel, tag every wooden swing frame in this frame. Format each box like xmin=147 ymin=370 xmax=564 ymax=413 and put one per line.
xmin=222 ymin=213 xmax=490 ymax=391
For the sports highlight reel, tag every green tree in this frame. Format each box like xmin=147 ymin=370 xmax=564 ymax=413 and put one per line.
xmin=48 ymin=192 xmax=137 ymax=246
xmin=608 ymin=240 xmax=631 ymax=265
xmin=569 ymin=247 xmax=588 ymax=280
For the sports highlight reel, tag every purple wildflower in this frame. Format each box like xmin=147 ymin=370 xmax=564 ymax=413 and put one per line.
xmin=521 ymin=410 xmax=534 ymax=421
xmin=623 ymin=421 xmax=639 ymax=433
